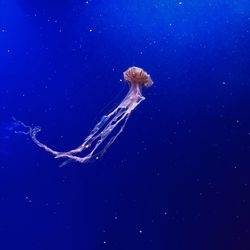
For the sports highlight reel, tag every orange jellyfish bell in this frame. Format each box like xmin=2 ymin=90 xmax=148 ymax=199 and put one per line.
xmin=123 ymin=66 xmax=153 ymax=87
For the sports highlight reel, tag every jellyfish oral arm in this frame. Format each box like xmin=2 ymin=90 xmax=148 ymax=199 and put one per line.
xmin=15 ymin=83 xmax=145 ymax=166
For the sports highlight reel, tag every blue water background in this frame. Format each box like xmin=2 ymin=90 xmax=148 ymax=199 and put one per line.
xmin=1 ymin=0 xmax=250 ymax=249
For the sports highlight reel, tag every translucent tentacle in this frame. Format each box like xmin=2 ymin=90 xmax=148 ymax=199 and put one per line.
xmin=15 ymin=84 xmax=145 ymax=166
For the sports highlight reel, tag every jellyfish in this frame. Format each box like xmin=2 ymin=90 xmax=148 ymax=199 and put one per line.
xmin=15 ymin=66 xmax=153 ymax=166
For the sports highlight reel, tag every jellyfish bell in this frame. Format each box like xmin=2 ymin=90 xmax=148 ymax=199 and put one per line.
xmin=123 ymin=66 xmax=153 ymax=87
xmin=15 ymin=66 xmax=153 ymax=166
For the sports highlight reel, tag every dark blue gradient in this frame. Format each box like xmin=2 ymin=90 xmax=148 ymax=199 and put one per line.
xmin=1 ymin=0 xmax=250 ymax=249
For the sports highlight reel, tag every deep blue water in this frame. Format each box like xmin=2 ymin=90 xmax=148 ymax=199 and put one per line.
xmin=1 ymin=0 xmax=250 ymax=249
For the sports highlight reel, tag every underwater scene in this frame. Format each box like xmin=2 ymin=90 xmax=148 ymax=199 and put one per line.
xmin=1 ymin=0 xmax=250 ymax=249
